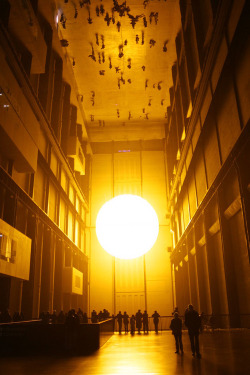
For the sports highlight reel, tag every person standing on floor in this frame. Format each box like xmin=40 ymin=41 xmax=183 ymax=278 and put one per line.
xmin=172 ymin=306 xmax=179 ymax=315
xmin=185 ymin=304 xmax=202 ymax=358
xmin=130 ymin=314 xmax=135 ymax=335
xmin=170 ymin=312 xmax=184 ymax=354
xmin=152 ymin=310 xmax=160 ymax=333
xmin=116 ymin=311 xmax=123 ymax=334
xmin=123 ymin=311 xmax=129 ymax=333
xmin=142 ymin=310 xmax=149 ymax=334
xmin=91 ymin=309 xmax=98 ymax=323
xmin=135 ymin=309 xmax=143 ymax=334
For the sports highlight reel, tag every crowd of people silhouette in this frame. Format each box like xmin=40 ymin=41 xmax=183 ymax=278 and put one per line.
xmin=0 ymin=309 xmax=24 ymax=323
xmin=115 ymin=309 xmax=161 ymax=335
xmin=1 ymin=304 xmax=205 ymax=358
xmin=39 ymin=308 xmax=89 ymax=324
xmin=115 ymin=304 xmax=203 ymax=358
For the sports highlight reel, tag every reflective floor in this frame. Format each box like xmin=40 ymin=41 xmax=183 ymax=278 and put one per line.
xmin=0 ymin=330 xmax=249 ymax=375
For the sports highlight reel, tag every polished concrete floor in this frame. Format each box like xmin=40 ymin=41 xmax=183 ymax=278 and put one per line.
xmin=0 ymin=330 xmax=249 ymax=375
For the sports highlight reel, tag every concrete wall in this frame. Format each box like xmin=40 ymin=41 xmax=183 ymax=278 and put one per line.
xmin=89 ymin=150 xmax=173 ymax=316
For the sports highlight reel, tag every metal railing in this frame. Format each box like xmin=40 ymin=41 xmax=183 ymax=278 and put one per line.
xmin=112 ymin=314 xmax=250 ymax=332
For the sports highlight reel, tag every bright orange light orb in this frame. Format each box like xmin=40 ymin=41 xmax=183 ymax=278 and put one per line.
xmin=96 ymin=194 xmax=159 ymax=259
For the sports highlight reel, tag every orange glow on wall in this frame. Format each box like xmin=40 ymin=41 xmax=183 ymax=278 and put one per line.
xmin=96 ymin=194 xmax=159 ymax=259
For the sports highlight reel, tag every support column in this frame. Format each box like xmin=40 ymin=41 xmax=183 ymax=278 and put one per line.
xmin=217 ymin=167 xmax=249 ymax=327
xmin=196 ymin=244 xmax=212 ymax=315
xmin=174 ymin=265 xmax=182 ymax=313
xmin=49 ymin=232 xmax=56 ymax=312
xmin=53 ymin=238 xmax=64 ymax=313
xmin=188 ymin=248 xmax=200 ymax=312
xmin=63 ymin=244 xmax=74 ymax=312
xmin=182 ymin=253 xmax=190 ymax=309
xmin=31 ymin=219 xmax=44 ymax=318
xmin=205 ymin=191 xmax=229 ymax=327
xmin=40 ymin=227 xmax=52 ymax=313
xmin=175 ymin=262 xmax=186 ymax=314
xmin=0 ymin=276 xmax=11 ymax=311
xmin=9 ymin=278 xmax=23 ymax=316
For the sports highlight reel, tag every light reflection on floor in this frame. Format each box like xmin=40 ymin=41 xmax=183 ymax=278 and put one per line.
xmin=0 ymin=330 xmax=249 ymax=375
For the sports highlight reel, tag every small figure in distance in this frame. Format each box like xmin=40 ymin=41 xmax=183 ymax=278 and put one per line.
xmin=51 ymin=310 xmax=57 ymax=324
xmin=19 ymin=311 xmax=24 ymax=321
xmin=142 ymin=310 xmax=149 ymax=334
xmin=152 ymin=310 xmax=160 ymax=333
xmin=103 ymin=309 xmax=110 ymax=319
xmin=98 ymin=310 xmax=103 ymax=322
xmin=172 ymin=306 xmax=179 ymax=315
xmin=185 ymin=304 xmax=202 ymax=358
xmin=116 ymin=311 xmax=123 ymax=334
xmin=42 ymin=311 xmax=50 ymax=324
xmin=170 ymin=312 xmax=184 ymax=355
xmin=130 ymin=314 xmax=135 ymax=335
xmin=135 ymin=309 xmax=143 ymax=334
xmin=91 ymin=309 xmax=98 ymax=323
xmin=13 ymin=311 xmax=21 ymax=322
xmin=123 ymin=311 xmax=129 ymax=334
xmin=77 ymin=307 xmax=84 ymax=323
xmin=82 ymin=312 xmax=88 ymax=323
xmin=57 ymin=310 xmax=65 ymax=324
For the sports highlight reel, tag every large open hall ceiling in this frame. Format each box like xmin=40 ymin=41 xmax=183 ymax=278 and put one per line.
xmin=47 ymin=1 xmax=181 ymax=143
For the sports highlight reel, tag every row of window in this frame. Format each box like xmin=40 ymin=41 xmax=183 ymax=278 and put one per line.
xmin=166 ymin=0 xmax=248 ymax=244
xmin=0 ymin=1 xmax=89 ymax=252
xmin=33 ymin=151 xmax=86 ymax=252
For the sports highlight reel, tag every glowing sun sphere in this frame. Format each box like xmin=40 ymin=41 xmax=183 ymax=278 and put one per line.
xmin=96 ymin=194 xmax=159 ymax=259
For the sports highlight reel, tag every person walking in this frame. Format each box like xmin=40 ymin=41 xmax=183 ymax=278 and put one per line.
xmin=170 ymin=312 xmax=184 ymax=354
xmin=185 ymin=304 xmax=201 ymax=358
xmin=152 ymin=310 xmax=160 ymax=333
xmin=116 ymin=311 xmax=123 ymax=334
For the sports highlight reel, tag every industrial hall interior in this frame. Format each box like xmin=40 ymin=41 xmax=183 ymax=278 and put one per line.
xmin=0 ymin=0 xmax=250 ymax=372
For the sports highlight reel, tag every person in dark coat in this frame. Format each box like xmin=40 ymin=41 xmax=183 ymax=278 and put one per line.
xmin=116 ymin=311 xmax=123 ymax=334
xmin=172 ymin=306 xmax=179 ymax=315
xmin=1 ymin=309 xmax=12 ymax=322
xmin=13 ymin=312 xmax=21 ymax=322
xmin=77 ymin=308 xmax=84 ymax=323
xmin=152 ymin=310 xmax=160 ymax=333
xmin=142 ymin=310 xmax=149 ymax=334
xmin=19 ymin=311 xmax=24 ymax=321
xmin=170 ymin=312 xmax=184 ymax=354
xmin=130 ymin=314 xmax=135 ymax=335
xmin=98 ymin=310 xmax=104 ymax=321
xmin=57 ymin=310 xmax=65 ymax=324
xmin=51 ymin=310 xmax=57 ymax=324
xmin=123 ymin=311 xmax=129 ymax=333
xmin=184 ymin=304 xmax=201 ymax=358
xmin=82 ymin=312 xmax=88 ymax=323
xmin=135 ymin=309 xmax=143 ymax=334
xmin=103 ymin=309 xmax=110 ymax=319
xmin=91 ymin=309 xmax=98 ymax=323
